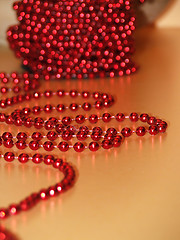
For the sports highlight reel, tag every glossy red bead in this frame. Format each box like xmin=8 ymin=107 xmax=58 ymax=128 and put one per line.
xmin=102 ymin=113 xmax=111 ymax=122
xmin=89 ymin=142 xmax=99 ymax=151
xmin=4 ymin=152 xmax=15 ymax=162
xmin=3 ymin=139 xmax=14 ymax=148
xmin=113 ymin=135 xmax=123 ymax=147
xmin=102 ymin=140 xmax=113 ymax=149
xmin=34 ymin=117 xmax=44 ymax=129
xmin=121 ymin=127 xmax=132 ymax=137
xmin=148 ymin=117 xmax=157 ymax=126
xmin=73 ymin=142 xmax=85 ymax=152
xmin=129 ymin=112 xmax=139 ymax=122
xmin=44 ymin=155 xmax=54 ymax=165
xmin=62 ymin=116 xmax=72 ymax=126
xmin=16 ymin=140 xmax=26 ymax=149
xmin=47 ymin=131 xmax=58 ymax=141
xmin=89 ymin=114 xmax=98 ymax=124
xmin=136 ymin=126 xmax=146 ymax=136
xmin=116 ymin=113 xmax=125 ymax=122
xmin=29 ymin=141 xmax=40 ymax=150
xmin=140 ymin=113 xmax=149 ymax=122
xmin=18 ymin=153 xmax=29 ymax=163
xmin=58 ymin=142 xmax=69 ymax=152
xmin=43 ymin=141 xmax=54 ymax=151
xmin=32 ymin=154 xmax=43 ymax=164
xmin=82 ymin=102 xmax=91 ymax=111
xmin=149 ymin=126 xmax=159 ymax=135
xmin=75 ymin=115 xmax=85 ymax=124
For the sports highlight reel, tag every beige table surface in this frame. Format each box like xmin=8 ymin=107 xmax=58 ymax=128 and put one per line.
xmin=0 ymin=27 xmax=180 ymax=240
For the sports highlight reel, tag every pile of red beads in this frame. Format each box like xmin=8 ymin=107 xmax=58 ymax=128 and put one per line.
xmin=6 ymin=0 xmax=146 ymax=79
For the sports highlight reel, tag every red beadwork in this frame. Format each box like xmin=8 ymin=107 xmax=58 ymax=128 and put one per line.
xmin=4 ymin=152 xmax=15 ymax=162
xmin=136 ymin=126 xmax=146 ymax=136
xmin=116 ymin=113 xmax=125 ymax=122
xmin=73 ymin=142 xmax=85 ymax=152
xmin=121 ymin=127 xmax=132 ymax=137
xmin=102 ymin=113 xmax=111 ymax=122
xmin=129 ymin=112 xmax=139 ymax=122
xmin=89 ymin=142 xmax=99 ymax=151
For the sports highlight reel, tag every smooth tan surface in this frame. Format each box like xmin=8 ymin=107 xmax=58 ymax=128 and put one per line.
xmin=0 ymin=27 xmax=180 ymax=240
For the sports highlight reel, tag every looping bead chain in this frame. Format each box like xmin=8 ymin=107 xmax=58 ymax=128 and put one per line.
xmin=0 ymin=72 xmax=168 ymax=220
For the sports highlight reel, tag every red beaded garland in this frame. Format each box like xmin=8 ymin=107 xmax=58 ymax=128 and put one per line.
xmin=6 ymin=0 xmax=143 ymax=79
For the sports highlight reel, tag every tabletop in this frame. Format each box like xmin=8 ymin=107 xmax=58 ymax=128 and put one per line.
xmin=0 ymin=26 xmax=180 ymax=240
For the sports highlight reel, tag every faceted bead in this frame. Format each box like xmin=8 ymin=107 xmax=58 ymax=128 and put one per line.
xmin=4 ymin=152 xmax=15 ymax=162
xmin=140 ymin=113 xmax=149 ymax=122
xmin=43 ymin=141 xmax=54 ymax=151
xmin=29 ymin=141 xmax=40 ymax=150
xmin=44 ymin=104 xmax=53 ymax=113
xmin=62 ymin=130 xmax=73 ymax=141
xmin=55 ymin=123 xmax=65 ymax=133
xmin=62 ymin=116 xmax=72 ymax=126
xmin=76 ymin=131 xmax=88 ymax=141
xmin=32 ymin=154 xmax=43 ymax=164
xmin=53 ymin=158 xmax=63 ymax=169
xmin=3 ymin=139 xmax=14 ymax=148
xmin=34 ymin=117 xmax=44 ymax=129
xmin=56 ymin=104 xmax=65 ymax=112
xmin=75 ymin=115 xmax=85 ymax=124
xmin=121 ymin=127 xmax=132 ymax=137
xmin=16 ymin=140 xmax=27 ymax=149
xmin=58 ymin=142 xmax=69 ymax=152
xmin=73 ymin=142 xmax=85 ymax=152
xmin=113 ymin=135 xmax=123 ymax=147
xmin=69 ymin=103 xmax=78 ymax=111
xmin=149 ymin=126 xmax=159 ymax=135
xmin=158 ymin=123 xmax=167 ymax=133
xmin=89 ymin=114 xmax=98 ymax=123
xmin=136 ymin=126 xmax=146 ymax=136
xmin=82 ymin=102 xmax=91 ymax=111
xmin=89 ymin=142 xmax=99 ymax=151
xmin=2 ymin=132 xmax=13 ymax=140
xmin=32 ymin=132 xmax=43 ymax=141
xmin=24 ymin=117 xmax=33 ymax=128
xmin=92 ymin=127 xmax=103 ymax=135
xmin=116 ymin=113 xmax=125 ymax=122
xmin=148 ymin=117 xmax=157 ymax=126
xmin=129 ymin=112 xmax=139 ymax=122
xmin=102 ymin=113 xmax=111 ymax=122
xmin=17 ymin=132 xmax=27 ymax=141
xmin=102 ymin=140 xmax=113 ymax=149
xmin=32 ymin=106 xmax=41 ymax=114
xmin=95 ymin=100 xmax=103 ymax=109
xmin=104 ymin=133 xmax=114 ymax=141
xmin=44 ymin=155 xmax=54 ymax=165
xmin=106 ymin=128 xmax=117 ymax=136
xmin=18 ymin=153 xmax=29 ymax=163
xmin=44 ymin=120 xmax=55 ymax=130
xmin=91 ymin=132 xmax=101 ymax=141
xmin=47 ymin=131 xmax=58 ymax=141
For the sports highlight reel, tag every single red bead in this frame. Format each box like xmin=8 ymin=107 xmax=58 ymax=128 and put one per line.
xmin=32 ymin=154 xmax=43 ymax=164
xmin=33 ymin=92 xmax=41 ymax=99
xmin=44 ymin=104 xmax=53 ymax=113
xmin=116 ymin=113 xmax=125 ymax=122
xmin=149 ymin=126 xmax=159 ymax=135
xmin=73 ymin=142 xmax=85 ymax=152
xmin=55 ymin=123 xmax=65 ymax=133
xmin=0 ymin=113 xmax=6 ymax=122
xmin=16 ymin=140 xmax=27 ymax=149
xmin=113 ymin=135 xmax=123 ymax=147
xmin=89 ymin=142 xmax=99 ymax=151
xmin=58 ymin=142 xmax=69 ymax=152
xmin=39 ymin=189 xmax=48 ymax=200
xmin=93 ymin=92 xmax=101 ymax=99
xmin=148 ymin=117 xmax=157 ymax=125
xmin=62 ymin=116 xmax=72 ymax=126
xmin=91 ymin=132 xmax=102 ymax=141
xmin=32 ymin=132 xmax=43 ymax=141
xmin=43 ymin=141 xmax=54 ymax=151
xmin=17 ymin=132 xmax=27 ymax=141
xmin=56 ymin=104 xmax=65 ymax=112
xmin=32 ymin=106 xmax=41 ymax=115
xmin=44 ymin=155 xmax=54 ymax=165
xmin=140 ymin=113 xmax=149 ymax=122
xmin=69 ymin=90 xmax=78 ymax=97
xmin=92 ymin=127 xmax=103 ymax=134
xmin=9 ymin=204 xmax=19 ymax=215
xmin=2 ymin=132 xmax=13 ymax=140
xmin=102 ymin=140 xmax=113 ymax=149
xmin=62 ymin=130 xmax=73 ymax=141
xmin=69 ymin=103 xmax=78 ymax=111
xmin=34 ymin=117 xmax=44 ymax=129
xmin=82 ymin=91 xmax=90 ymax=98
xmin=5 ymin=115 xmax=14 ymax=124
xmin=53 ymin=158 xmax=63 ymax=169
xmin=129 ymin=112 xmax=139 ymax=122
xmin=29 ymin=141 xmax=40 ymax=150
xmin=95 ymin=100 xmax=103 ymax=109
xmin=24 ymin=117 xmax=33 ymax=128
xmin=0 ymin=100 xmax=7 ymax=108
xmin=44 ymin=120 xmax=55 ymax=130
xmin=44 ymin=90 xmax=52 ymax=97
xmin=79 ymin=126 xmax=89 ymax=134
xmin=47 ymin=131 xmax=58 ymax=141
xmin=76 ymin=131 xmax=88 ymax=141
xmin=106 ymin=128 xmax=117 ymax=136
xmin=104 ymin=133 xmax=115 ymax=141
xmin=89 ymin=114 xmax=98 ymax=123
xmin=0 ymin=209 xmax=8 ymax=219
xmin=82 ymin=102 xmax=91 ymax=111
xmin=4 ymin=152 xmax=15 ymax=162
xmin=75 ymin=115 xmax=85 ymax=124
xmin=158 ymin=123 xmax=167 ymax=133
xmin=136 ymin=126 xmax=146 ymax=136
xmin=14 ymin=117 xmax=23 ymax=126
xmin=22 ymin=107 xmax=31 ymax=115
xmin=3 ymin=139 xmax=14 ymax=148
xmin=18 ymin=153 xmax=29 ymax=163
xmin=121 ymin=127 xmax=132 ymax=137
xmin=102 ymin=113 xmax=111 ymax=122
xmin=57 ymin=90 xmax=65 ymax=97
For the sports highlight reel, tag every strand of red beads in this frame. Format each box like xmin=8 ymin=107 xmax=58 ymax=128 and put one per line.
xmin=0 ymin=72 xmax=168 ymax=220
